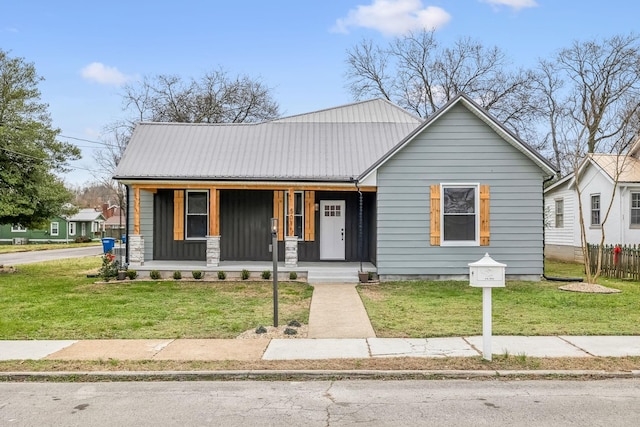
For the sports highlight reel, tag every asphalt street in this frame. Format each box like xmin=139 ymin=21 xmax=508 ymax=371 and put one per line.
xmin=0 ymin=246 xmax=102 ymax=266
xmin=1 ymin=379 xmax=639 ymax=426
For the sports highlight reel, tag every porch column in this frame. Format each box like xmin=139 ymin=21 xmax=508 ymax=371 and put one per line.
xmin=285 ymin=236 xmax=298 ymax=267
xmin=206 ymin=235 xmax=221 ymax=267
xmin=128 ymin=234 xmax=144 ymax=266
xmin=285 ymin=188 xmax=298 ymax=267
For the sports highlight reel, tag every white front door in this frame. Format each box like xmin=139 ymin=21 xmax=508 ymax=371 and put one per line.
xmin=320 ymin=200 xmax=346 ymax=260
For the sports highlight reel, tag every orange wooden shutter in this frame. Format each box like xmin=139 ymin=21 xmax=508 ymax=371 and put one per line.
xmin=480 ymin=185 xmax=490 ymax=246
xmin=430 ymin=184 xmax=441 ymax=246
xmin=304 ymin=191 xmax=315 ymax=241
xmin=273 ymin=191 xmax=284 ymax=241
xmin=173 ymin=190 xmax=184 ymax=240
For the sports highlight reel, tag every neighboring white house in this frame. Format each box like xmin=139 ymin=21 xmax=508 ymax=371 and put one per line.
xmin=545 ymin=152 xmax=640 ymax=262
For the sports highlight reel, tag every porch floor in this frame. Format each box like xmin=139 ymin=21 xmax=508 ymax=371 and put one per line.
xmin=129 ymin=260 xmax=376 ymax=284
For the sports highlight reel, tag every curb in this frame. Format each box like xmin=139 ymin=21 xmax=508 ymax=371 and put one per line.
xmin=2 ymin=369 xmax=640 ymax=382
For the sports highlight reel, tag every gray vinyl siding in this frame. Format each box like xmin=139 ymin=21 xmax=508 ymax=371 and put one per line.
xmin=377 ymin=103 xmax=546 ymax=279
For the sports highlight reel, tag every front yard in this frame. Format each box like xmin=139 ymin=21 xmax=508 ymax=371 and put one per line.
xmin=0 ymin=257 xmax=637 ymax=340
xmin=0 ymin=257 xmax=312 ymax=339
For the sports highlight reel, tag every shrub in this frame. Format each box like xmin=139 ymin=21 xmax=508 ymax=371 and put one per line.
xmin=126 ymin=269 xmax=138 ymax=280
xmin=284 ymin=328 xmax=298 ymax=335
xmin=255 ymin=325 xmax=267 ymax=334
xmin=192 ymin=270 xmax=204 ymax=280
xmin=287 ymin=319 xmax=301 ymax=327
xmin=149 ymin=270 xmax=161 ymax=280
xmin=261 ymin=270 xmax=271 ymax=280
xmin=241 ymin=269 xmax=250 ymax=280
xmin=98 ymin=251 xmax=118 ymax=282
xmin=368 ymin=271 xmax=374 ymax=281
xmin=173 ymin=270 xmax=182 ymax=280
xmin=217 ymin=270 xmax=226 ymax=280
xmin=289 ymin=271 xmax=297 ymax=280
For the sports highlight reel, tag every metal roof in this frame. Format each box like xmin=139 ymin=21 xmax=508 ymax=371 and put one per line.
xmin=589 ymin=154 xmax=640 ymax=183
xmin=69 ymin=208 xmax=105 ymax=222
xmin=115 ymin=99 xmax=422 ymax=182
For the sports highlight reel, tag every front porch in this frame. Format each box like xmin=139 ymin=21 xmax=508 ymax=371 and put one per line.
xmin=127 ymin=260 xmax=376 ymax=284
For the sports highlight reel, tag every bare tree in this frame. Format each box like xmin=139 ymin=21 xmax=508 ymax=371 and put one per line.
xmin=550 ymin=34 xmax=640 ymax=159
xmin=542 ymin=34 xmax=640 ymax=282
xmin=344 ymin=30 xmax=542 ymax=141
xmin=121 ymin=67 xmax=280 ymax=124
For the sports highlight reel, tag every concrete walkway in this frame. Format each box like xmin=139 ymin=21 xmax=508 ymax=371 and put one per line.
xmin=307 ymin=283 xmax=376 ymax=338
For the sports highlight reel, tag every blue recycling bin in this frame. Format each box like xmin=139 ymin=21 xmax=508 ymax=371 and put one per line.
xmin=102 ymin=237 xmax=115 ymax=253
xmin=121 ymin=234 xmax=127 ymax=244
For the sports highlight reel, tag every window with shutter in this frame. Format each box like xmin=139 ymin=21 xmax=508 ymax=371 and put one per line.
xmin=430 ymin=183 xmax=489 ymax=246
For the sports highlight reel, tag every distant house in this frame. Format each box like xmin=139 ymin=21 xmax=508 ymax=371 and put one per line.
xmin=0 ymin=208 xmax=106 ymax=244
xmin=115 ymin=94 xmax=557 ymax=281
xmin=104 ymin=214 xmax=126 ymax=239
xmin=544 ymin=152 xmax=640 ymax=262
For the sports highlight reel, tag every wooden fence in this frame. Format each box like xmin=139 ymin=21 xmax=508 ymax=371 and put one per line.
xmin=587 ymin=244 xmax=640 ymax=281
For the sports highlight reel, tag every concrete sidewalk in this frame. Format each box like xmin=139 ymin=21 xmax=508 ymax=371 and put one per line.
xmin=1 ymin=336 xmax=640 ymax=361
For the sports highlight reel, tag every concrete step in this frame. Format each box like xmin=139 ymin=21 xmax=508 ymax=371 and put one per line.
xmin=307 ymin=269 xmax=360 ymax=283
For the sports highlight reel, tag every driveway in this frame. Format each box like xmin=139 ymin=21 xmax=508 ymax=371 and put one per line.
xmin=0 ymin=246 xmax=102 ymax=266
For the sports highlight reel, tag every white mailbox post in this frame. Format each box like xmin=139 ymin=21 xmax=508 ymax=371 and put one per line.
xmin=469 ymin=253 xmax=506 ymax=361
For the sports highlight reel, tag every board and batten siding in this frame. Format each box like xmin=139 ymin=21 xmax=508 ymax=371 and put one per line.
xmin=376 ymin=103 xmax=547 ymax=279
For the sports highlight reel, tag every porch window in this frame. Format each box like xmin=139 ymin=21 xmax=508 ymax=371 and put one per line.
xmin=285 ymin=191 xmax=304 ymax=240
xmin=186 ymin=190 xmax=208 ymax=239
xmin=68 ymin=222 xmax=76 ymax=236
xmin=631 ymin=192 xmax=640 ymax=226
xmin=50 ymin=222 xmax=59 ymax=236
xmin=555 ymin=199 xmax=564 ymax=228
xmin=441 ymin=184 xmax=479 ymax=245
xmin=591 ymin=194 xmax=600 ymax=226
xmin=11 ymin=224 xmax=26 ymax=232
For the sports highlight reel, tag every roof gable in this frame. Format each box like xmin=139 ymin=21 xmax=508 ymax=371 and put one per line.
xmin=359 ymin=94 xmax=558 ymax=181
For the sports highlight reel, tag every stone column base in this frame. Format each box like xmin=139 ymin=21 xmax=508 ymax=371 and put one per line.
xmin=285 ymin=236 xmax=298 ymax=268
xmin=206 ymin=235 xmax=221 ymax=267
xmin=128 ymin=235 xmax=144 ymax=266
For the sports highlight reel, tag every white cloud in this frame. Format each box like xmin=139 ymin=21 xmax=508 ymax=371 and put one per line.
xmin=80 ymin=62 xmax=131 ymax=86
xmin=481 ymin=0 xmax=538 ymax=11
xmin=332 ymin=0 xmax=451 ymax=36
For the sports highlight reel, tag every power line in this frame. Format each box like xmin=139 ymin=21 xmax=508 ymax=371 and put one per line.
xmin=58 ymin=135 xmax=106 ymax=146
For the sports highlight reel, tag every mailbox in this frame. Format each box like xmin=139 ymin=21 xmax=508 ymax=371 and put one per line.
xmin=469 ymin=253 xmax=506 ymax=288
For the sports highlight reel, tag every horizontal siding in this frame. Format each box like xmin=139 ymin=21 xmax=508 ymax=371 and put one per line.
xmin=544 ymin=182 xmax=576 ymax=247
xmin=377 ymin=103 xmax=546 ymax=277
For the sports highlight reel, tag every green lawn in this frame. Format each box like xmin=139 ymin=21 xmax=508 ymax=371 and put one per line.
xmin=2 ymin=257 xmax=638 ymax=340
xmin=359 ymin=260 xmax=640 ymax=337
xmin=0 ymin=257 xmax=313 ymax=339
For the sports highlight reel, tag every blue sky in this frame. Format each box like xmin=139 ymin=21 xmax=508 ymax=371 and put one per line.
xmin=2 ymin=0 xmax=639 ymax=186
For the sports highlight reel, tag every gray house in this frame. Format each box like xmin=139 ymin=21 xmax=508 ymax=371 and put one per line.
xmin=114 ymin=94 xmax=556 ymax=281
